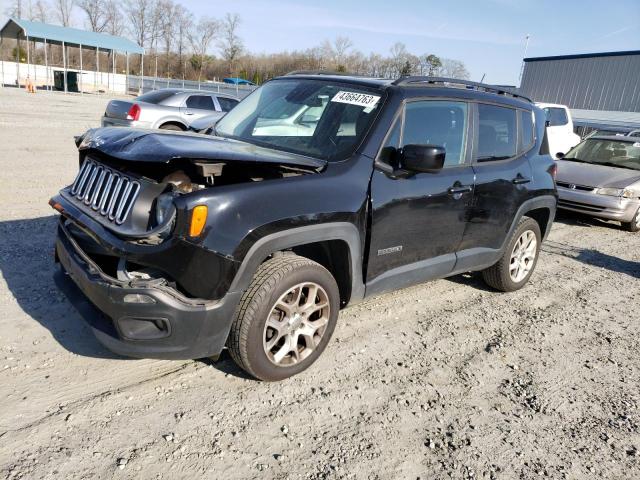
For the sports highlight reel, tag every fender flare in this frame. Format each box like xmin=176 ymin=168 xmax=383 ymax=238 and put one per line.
xmin=510 ymin=195 xmax=557 ymax=244
xmin=228 ymin=222 xmax=365 ymax=305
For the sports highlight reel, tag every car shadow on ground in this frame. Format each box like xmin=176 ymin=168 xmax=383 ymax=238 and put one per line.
xmin=0 ymin=215 xmax=249 ymax=377
xmin=0 ymin=215 xmax=123 ymax=359
xmin=549 ymin=212 xmax=640 ymax=278
xmin=450 ymin=211 xmax=640 ymax=289
xmin=554 ymin=210 xmax=626 ymax=231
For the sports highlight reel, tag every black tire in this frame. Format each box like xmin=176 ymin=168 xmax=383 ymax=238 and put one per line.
xmin=159 ymin=123 xmax=184 ymax=131
xmin=227 ymin=254 xmax=340 ymax=381
xmin=622 ymin=207 xmax=640 ymax=232
xmin=482 ymin=217 xmax=542 ymax=292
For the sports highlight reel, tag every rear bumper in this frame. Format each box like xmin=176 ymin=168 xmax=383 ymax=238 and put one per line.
xmin=55 ymin=220 xmax=241 ymax=360
xmin=101 ymin=116 xmax=153 ymax=129
xmin=557 ymin=187 xmax=639 ymax=222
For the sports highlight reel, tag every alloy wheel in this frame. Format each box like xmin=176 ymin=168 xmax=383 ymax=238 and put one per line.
xmin=509 ymin=230 xmax=538 ymax=283
xmin=263 ymin=282 xmax=330 ymax=366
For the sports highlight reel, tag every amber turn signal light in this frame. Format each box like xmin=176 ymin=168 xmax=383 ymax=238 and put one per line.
xmin=189 ymin=205 xmax=208 ymax=237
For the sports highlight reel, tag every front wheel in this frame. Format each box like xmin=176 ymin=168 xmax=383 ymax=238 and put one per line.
xmin=622 ymin=207 xmax=640 ymax=232
xmin=482 ymin=217 xmax=542 ymax=292
xmin=227 ymin=254 xmax=340 ymax=381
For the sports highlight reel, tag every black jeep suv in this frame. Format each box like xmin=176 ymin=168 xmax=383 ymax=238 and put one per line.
xmin=51 ymin=74 xmax=557 ymax=380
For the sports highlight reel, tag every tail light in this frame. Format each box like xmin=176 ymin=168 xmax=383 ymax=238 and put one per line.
xmin=549 ymin=162 xmax=557 ymax=181
xmin=127 ymin=103 xmax=141 ymax=121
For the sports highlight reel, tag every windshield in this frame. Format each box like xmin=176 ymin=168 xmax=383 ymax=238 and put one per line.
xmin=215 ymin=79 xmax=384 ymax=161
xmin=564 ymin=138 xmax=640 ymax=171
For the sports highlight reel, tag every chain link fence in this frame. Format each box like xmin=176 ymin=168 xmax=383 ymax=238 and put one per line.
xmin=127 ymin=75 xmax=256 ymax=99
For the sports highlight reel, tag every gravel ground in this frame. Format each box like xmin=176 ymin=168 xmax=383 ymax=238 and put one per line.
xmin=0 ymin=87 xmax=639 ymax=480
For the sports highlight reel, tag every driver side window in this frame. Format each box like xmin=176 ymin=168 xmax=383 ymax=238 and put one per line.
xmin=401 ymin=101 xmax=469 ymax=167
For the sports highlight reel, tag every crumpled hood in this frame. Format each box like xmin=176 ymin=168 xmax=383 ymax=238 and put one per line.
xmin=77 ymin=127 xmax=327 ymax=171
xmin=556 ymin=159 xmax=640 ymax=188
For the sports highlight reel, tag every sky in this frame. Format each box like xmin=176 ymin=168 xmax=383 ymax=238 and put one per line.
xmin=178 ymin=0 xmax=640 ymax=86
xmin=1 ymin=0 xmax=639 ymax=85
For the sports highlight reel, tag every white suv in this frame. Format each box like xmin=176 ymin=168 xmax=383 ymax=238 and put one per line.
xmin=536 ymin=103 xmax=581 ymax=159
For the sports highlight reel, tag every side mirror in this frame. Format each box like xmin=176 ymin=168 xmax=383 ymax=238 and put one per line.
xmin=556 ymin=152 xmax=565 ymax=159
xmin=401 ymin=144 xmax=446 ymax=173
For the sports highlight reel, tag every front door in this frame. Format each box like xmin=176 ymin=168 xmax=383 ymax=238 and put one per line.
xmin=366 ymin=99 xmax=474 ymax=295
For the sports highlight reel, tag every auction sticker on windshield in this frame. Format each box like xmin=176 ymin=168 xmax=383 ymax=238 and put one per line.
xmin=331 ymin=91 xmax=381 ymax=109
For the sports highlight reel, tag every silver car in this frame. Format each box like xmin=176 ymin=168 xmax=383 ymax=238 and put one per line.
xmin=556 ymin=135 xmax=640 ymax=231
xmin=101 ymin=89 xmax=240 ymax=131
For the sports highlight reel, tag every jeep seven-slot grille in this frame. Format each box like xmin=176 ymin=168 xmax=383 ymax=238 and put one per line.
xmin=69 ymin=159 xmax=141 ymax=225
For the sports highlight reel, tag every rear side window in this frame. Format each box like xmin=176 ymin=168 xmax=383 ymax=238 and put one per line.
xmin=476 ymin=104 xmax=517 ymax=161
xmin=136 ymin=90 xmax=177 ymax=104
xmin=186 ymin=95 xmax=216 ymax=111
xmin=518 ymin=109 xmax=535 ymax=153
xmin=217 ymin=97 xmax=239 ymax=112
xmin=402 ymin=100 xmax=468 ymax=167
xmin=544 ymin=107 xmax=568 ymax=126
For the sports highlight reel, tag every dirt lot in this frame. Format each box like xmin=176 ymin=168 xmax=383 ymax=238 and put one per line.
xmin=0 ymin=87 xmax=639 ymax=480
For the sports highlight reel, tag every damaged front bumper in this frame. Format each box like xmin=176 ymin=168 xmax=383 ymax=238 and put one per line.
xmin=54 ymin=216 xmax=242 ymax=360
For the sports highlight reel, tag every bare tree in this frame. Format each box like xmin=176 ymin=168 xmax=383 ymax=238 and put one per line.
xmin=78 ymin=0 xmax=108 ymax=32
xmin=33 ymin=0 xmax=50 ymax=22
xmin=104 ymin=0 xmax=124 ymax=36
xmin=389 ymin=42 xmax=409 ymax=76
xmin=189 ymin=16 xmax=218 ymax=81
xmin=5 ymin=0 xmax=23 ymax=17
xmin=174 ymin=4 xmax=192 ymax=78
xmin=157 ymin=0 xmax=176 ymax=76
xmin=125 ymin=0 xmax=156 ymax=48
xmin=55 ymin=0 xmax=74 ymax=26
xmin=333 ymin=36 xmax=352 ymax=66
xmin=218 ymin=13 xmax=243 ymax=75
xmin=439 ymin=58 xmax=470 ymax=79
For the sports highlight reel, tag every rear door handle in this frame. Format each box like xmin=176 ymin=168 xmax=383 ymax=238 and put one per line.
xmin=512 ymin=175 xmax=531 ymax=185
xmin=448 ymin=185 xmax=473 ymax=195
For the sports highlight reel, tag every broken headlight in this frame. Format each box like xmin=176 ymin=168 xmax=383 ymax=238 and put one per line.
xmin=155 ymin=193 xmax=177 ymax=227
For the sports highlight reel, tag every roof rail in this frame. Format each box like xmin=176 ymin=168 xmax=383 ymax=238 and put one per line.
xmin=392 ymin=76 xmax=533 ymax=103
xmin=285 ymin=70 xmax=356 ymax=76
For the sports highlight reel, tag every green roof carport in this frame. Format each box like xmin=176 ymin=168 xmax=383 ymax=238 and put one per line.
xmin=1 ymin=17 xmax=144 ymax=92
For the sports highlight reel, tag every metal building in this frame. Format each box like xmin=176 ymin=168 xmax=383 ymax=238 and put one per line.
xmin=520 ymin=50 xmax=640 ymax=111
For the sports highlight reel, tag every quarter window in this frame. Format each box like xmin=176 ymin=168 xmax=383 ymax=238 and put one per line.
xmin=217 ymin=97 xmax=239 ymax=112
xmin=186 ymin=95 xmax=216 ymax=111
xmin=518 ymin=109 xmax=535 ymax=153
xmin=401 ymin=101 xmax=468 ymax=167
xmin=477 ymin=104 xmax=517 ymax=161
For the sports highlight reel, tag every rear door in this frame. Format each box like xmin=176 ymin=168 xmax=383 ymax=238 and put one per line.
xmin=459 ymin=103 xmax=534 ymax=254
xmin=181 ymin=94 xmax=220 ymax=124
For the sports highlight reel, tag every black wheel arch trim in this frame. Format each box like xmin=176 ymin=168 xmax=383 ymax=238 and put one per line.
xmin=228 ymin=222 xmax=365 ymax=306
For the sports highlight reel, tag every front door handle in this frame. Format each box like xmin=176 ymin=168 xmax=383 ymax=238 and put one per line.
xmin=512 ymin=174 xmax=531 ymax=185
xmin=448 ymin=184 xmax=473 ymax=195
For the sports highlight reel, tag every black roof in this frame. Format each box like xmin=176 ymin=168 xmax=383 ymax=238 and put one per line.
xmin=524 ymin=50 xmax=640 ymax=63
xmin=279 ymin=72 xmax=532 ymax=104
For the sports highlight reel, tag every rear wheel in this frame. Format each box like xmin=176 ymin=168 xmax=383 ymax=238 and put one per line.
xmin=227 ymin=254 xmax=339 ymax=381
xmin=159 ymin=123 xmax=184 ymax=131
xmin=482 ymin=217 xmax=541 ymax=292
xmin=622 ymin=207 xmax=640 ymax=232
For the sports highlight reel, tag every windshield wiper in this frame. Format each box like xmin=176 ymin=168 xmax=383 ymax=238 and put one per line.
xmin=478 ymin=155 xmax=511 ymax=162
xmin=560 ymin=156 xmax=586 ymax=162
xmin=595 ymin=161 xmax=639 ymax=171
